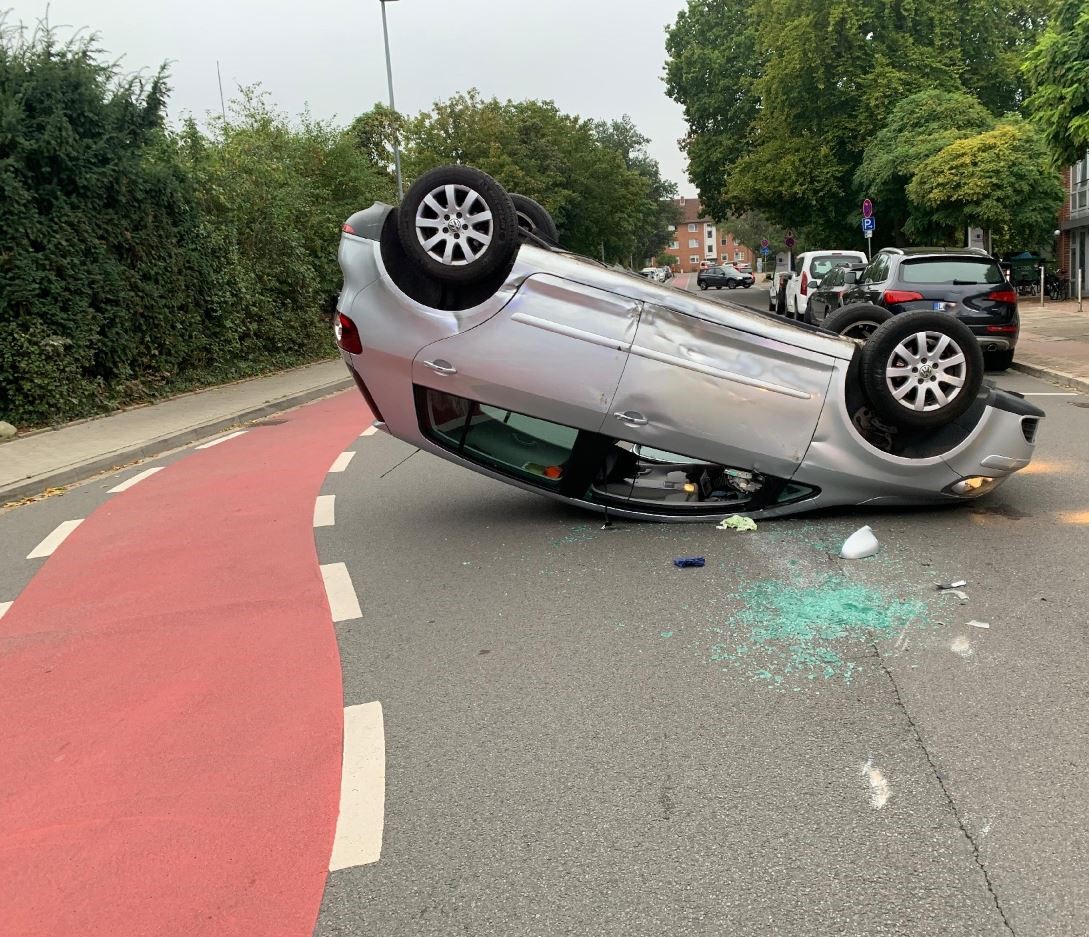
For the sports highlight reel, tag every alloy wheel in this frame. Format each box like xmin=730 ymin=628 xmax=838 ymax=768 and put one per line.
xmin=414 ymin=183 xmax=493 ymax=266
xmin=884 ymin=331 xmax=967 ymax=412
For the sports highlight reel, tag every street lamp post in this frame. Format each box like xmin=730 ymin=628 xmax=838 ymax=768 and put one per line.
xmin=379 ymin=0 xmax=404 ymax=203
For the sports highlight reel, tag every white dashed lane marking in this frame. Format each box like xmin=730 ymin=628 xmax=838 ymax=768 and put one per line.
xmin=195 ymin=430 xmax=248 ymax=450
xmin=360 ymin=426 xmax=378 ymax=437
xmin=329 ymin=701 xmax=386 ymax=871
xmin=108 ymin=466 xmax=165 ymax=493
xmin=27 ymin=519 xmax=84 ymax=559
xmin=321 ymin=563 xmax=362 ymax=622
xmin=329 ymin=451 xmax=356 ymax=473
xmin=0 ymin=602 xmax=12 ymax=620
xmin=314 ymin=495 xmax=336 ymax=528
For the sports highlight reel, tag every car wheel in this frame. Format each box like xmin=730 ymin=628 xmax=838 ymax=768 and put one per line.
xmin=984 ymin=349 xmax=1015 ymax=372
xmin=727 ymin=281 xmax=737 ymax=289
xmin=768 ymin=295 xmax=776 ymax=312
xmin=822 ymin=303 xmax=892 ymax=341
xmin=860 ymin=311 xmax=983 ymax=430
xmin=699 ymin=281 xmax=708 ymax=291
xmin=803 ymin=300 xmax=815 ymax=325
xmin=397 ymin=165 xmax=518 ymax=285
xmin=509 ymin=193 xmax=559 ymax=246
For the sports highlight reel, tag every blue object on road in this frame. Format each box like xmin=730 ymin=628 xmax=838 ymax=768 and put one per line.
xmin=673 ymin=556 xmax=706 ymax=568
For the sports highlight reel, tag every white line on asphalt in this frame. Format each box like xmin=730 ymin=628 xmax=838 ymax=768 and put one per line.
xmin=314 ymin=495 xmax=336 ymax=528
xmin=27 ymin=519 xmax=84 ymax=559
xmin=108 ymin=466 xmax=165 ymax=493
xmin=0 ymin=602 xmax=12 ymax=620
xmin=360 ymin=426 xmax=378 ymax=437
xmin=861 ymin=758 xmax=891 ymax=809
xmin=329 ymin=451 xmax=356 ymax=473
xmin=321 ymin=562 xmax=362 ymax=622
xmin=195 ymin=430 xmax=248 ymax=450
xmin=1019 ymin=392 xmax=1078 ymax=396
xmin=329 ymin=701 xmax=386 ymax=871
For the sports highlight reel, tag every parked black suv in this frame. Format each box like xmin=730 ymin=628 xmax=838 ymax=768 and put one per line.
xmin=697 ymin=264 xmax=755 ymax=290
xmin=838 ymin=247 xmax=1019 ymax=370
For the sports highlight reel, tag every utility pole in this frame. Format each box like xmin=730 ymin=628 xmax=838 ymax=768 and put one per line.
xmin=380 ymin=0 xmax=404 ymax=203
xmin=216 ymin=61 xmax=226 ymax=121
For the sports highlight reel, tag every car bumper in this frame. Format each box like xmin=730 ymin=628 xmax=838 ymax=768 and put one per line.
xmin=969 ymin=326 xmax=1018 ymax=352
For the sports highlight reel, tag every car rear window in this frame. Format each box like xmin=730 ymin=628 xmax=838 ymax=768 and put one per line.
xmin=810 ymin=255 xmax=860 ymax=277
xmin=900 ymin=258 xmax=1004 ymax=285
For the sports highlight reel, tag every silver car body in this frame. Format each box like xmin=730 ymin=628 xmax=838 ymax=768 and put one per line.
xmin=337 ymin=203 xmax=1042 ymax=521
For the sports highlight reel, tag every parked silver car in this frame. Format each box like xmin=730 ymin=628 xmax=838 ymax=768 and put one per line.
xmin=334 ymin=166 xmax=1042 ymax=521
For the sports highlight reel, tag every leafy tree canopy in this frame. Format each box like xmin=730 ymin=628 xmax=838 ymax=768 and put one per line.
xmin=1024 ymin=0 xmax=1089 ymax=165
xmin=906 ymin=118 xmax=1064 ymax=251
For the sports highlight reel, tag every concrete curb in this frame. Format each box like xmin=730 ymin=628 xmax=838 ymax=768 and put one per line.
xmin=1010 ymin=360 xmax=1089 ymax=396
xmin=0 ymin=377 xmax=353 ymax=505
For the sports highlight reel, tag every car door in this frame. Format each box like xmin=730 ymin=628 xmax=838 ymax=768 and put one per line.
xmin=412 ymin=273 xmax=640 ymax=433
xmin=605 ymin=302 xmax=836 ymax=480
xmin=855 ymin=254 xmax=890 ymax=305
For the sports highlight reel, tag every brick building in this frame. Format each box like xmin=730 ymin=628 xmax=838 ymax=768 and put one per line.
xmin=1060 ymin=153 xmax=1089 ymax=296
xmin=665 ymin=197 xmax=755 ymax=274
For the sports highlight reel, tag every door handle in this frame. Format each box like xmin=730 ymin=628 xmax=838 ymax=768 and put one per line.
xmin=613 ymin=410 xmax=647 ymax=426
xmin=423 ymin=359 xmax=457 ymax=375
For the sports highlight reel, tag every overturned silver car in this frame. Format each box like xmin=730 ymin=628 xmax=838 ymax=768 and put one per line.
xmin=334 ymin=165 xmax=1042 ymax=521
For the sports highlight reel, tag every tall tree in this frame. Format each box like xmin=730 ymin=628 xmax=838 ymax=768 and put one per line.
xmin=906 ymin=119 xmax=1064 ymax=250
xmin=856 ymin=90 xmax=997 ymax=246
xmin=1024 ymin=0 xmax=1089 ymax=165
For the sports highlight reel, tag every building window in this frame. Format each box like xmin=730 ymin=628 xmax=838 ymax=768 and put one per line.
xmin=668 ymin=225 xmax=676 ymax=232
xmin=670 ymin=241 xmax=679 ymax=250
xmin=735 ymin=250 xmax=744 ymax=261
xmin=721 ymin=237 xmax=730 ymax=246
xmin=688 ymin=239 xmax=699 ymax=248
xmin=689 ymin=255 xmax=699 ymax=264
xmin=688 ymin=223 xmax=697 ymax=232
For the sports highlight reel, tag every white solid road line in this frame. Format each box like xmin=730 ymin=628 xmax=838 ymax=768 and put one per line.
xmin=1020 ymin=392 xmax=1078 ymax=396
xmin=314 ymin=495 xmax=336 ymax=528
xmin=329 ymin=701 xmax=386 ymax=871
xmin=360 ymin=426 xmax=378 ymax=437
xmin=0 ymin=602 xmax=12 ymax=620
xmin=27 ymin=519 xmax=84 ymax=559
xmin=108 ymin=466 xmax=165 ymax=493
xmin=329 ymin=451 xmax=356 ymax=473
xmin=195 ymin=430 xmax=248 ymax=450
xmin=321 ymin=562 xmax=362 ymax=622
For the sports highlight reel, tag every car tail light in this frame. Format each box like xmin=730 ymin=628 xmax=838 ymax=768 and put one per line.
xmin=800 ymin=271 xmax=809 ymax=296
xmin=985 ymin=289 xmax=1018 ymax=304
xmin=335 ymin=312 xmax=363 ymax=354
xmin=341 ymin=222 xmax=357 ymax=235
xmin=882 ymin=290 xmax=924 ymax=305
xmin=985 ymin=324 xmax=1018 ymax=334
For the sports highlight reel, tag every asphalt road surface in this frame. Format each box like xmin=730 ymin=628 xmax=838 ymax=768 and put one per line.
xmin=2 ymin=366 xmax=1088 ymax=936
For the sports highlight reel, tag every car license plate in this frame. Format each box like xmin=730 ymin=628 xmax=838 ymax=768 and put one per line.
xmin=933 ymin=301 xmax=955 ymax=311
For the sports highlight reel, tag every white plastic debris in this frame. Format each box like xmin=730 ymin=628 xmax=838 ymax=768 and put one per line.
xmin=937 ymin=579 xmax=968 ymax=590
xmin=940 ymin=590 xmax=970 ymax=600
xmin=717 ymin=515 xmax=757 ymax=532
xmin=967 ymin=620 xmax=991 ymax=629
xmin=840 ymin=525 xmax=880 ymax=559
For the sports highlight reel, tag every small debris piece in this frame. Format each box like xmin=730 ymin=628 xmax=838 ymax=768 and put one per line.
xmin=673 ymin=556 xmax=706 ymax=568
xmin=717 ymin=515 xmax=757 ymax=532
xmin=937 ymin=579 xmax=968 ymax=590
xmin=840 ymin=525 xmax=879 ymax=559
xmin=967 ymin=620 xmax=990 ymax=629
xmin=940 ymin=590 xmax=969 ymax=600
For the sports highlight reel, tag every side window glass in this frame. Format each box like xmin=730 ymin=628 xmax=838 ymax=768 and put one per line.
xmin=419 ymin=389 xmax=578 ymax=486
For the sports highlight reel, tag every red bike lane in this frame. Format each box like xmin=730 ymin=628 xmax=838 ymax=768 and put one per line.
xmin=0 ymin=392 xmax=365 ymax=937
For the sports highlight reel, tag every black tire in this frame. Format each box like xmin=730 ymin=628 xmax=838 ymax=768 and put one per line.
xmin=397 ymin=165 xmax=518 ymax=285
xmin=699 ymin=281 xmax=708 ymax=291
xmin=984 ymin=349 xmax=1015 ymax=372
xmin=860 ymin=310 xmax=984 ymax=430
xmin=509 ymin=193 xmax=559 ymax=246
xmin=727 ymin=280 xmax=737 ymax=289
xmin=768 ymin=294 xmax=776 ymax=312
xmin=822 ymin=303 xmax=892 ymax=341
xmin=803 ymin=300 xmax=815 ymax=325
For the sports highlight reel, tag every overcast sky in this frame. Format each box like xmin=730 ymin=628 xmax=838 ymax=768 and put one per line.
xmin=5 ymin=0 xmax=697 ymax=195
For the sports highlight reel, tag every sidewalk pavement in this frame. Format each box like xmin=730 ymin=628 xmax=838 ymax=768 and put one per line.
xmin=1012 ymin=298 xmax=1089 ymax=394
xmin=0 ymin=359 xmax=352 ymax=504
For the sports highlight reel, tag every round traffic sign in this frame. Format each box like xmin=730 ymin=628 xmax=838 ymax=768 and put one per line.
xmin=784 ymin=236 xmax=795 ymax=248
xmin=760 ymin=237 xmax=769 ymax=248
xmin=862 ymin=198 xmax=873 ymax=219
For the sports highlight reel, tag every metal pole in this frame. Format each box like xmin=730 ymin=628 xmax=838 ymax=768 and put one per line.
xmin=216 ymin=61 xmax=227 ymax=121
xmin=1040 ymin=264 xmax=1045 ymax=308
xmin=1080 ymin=268 xmax=1084 ymax=314
xmin=380 ymin=1 xmax=404 ymax=203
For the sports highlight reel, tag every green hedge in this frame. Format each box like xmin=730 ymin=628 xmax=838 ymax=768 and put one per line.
xmin=0 ymin=32 xmax=391 ymax=427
